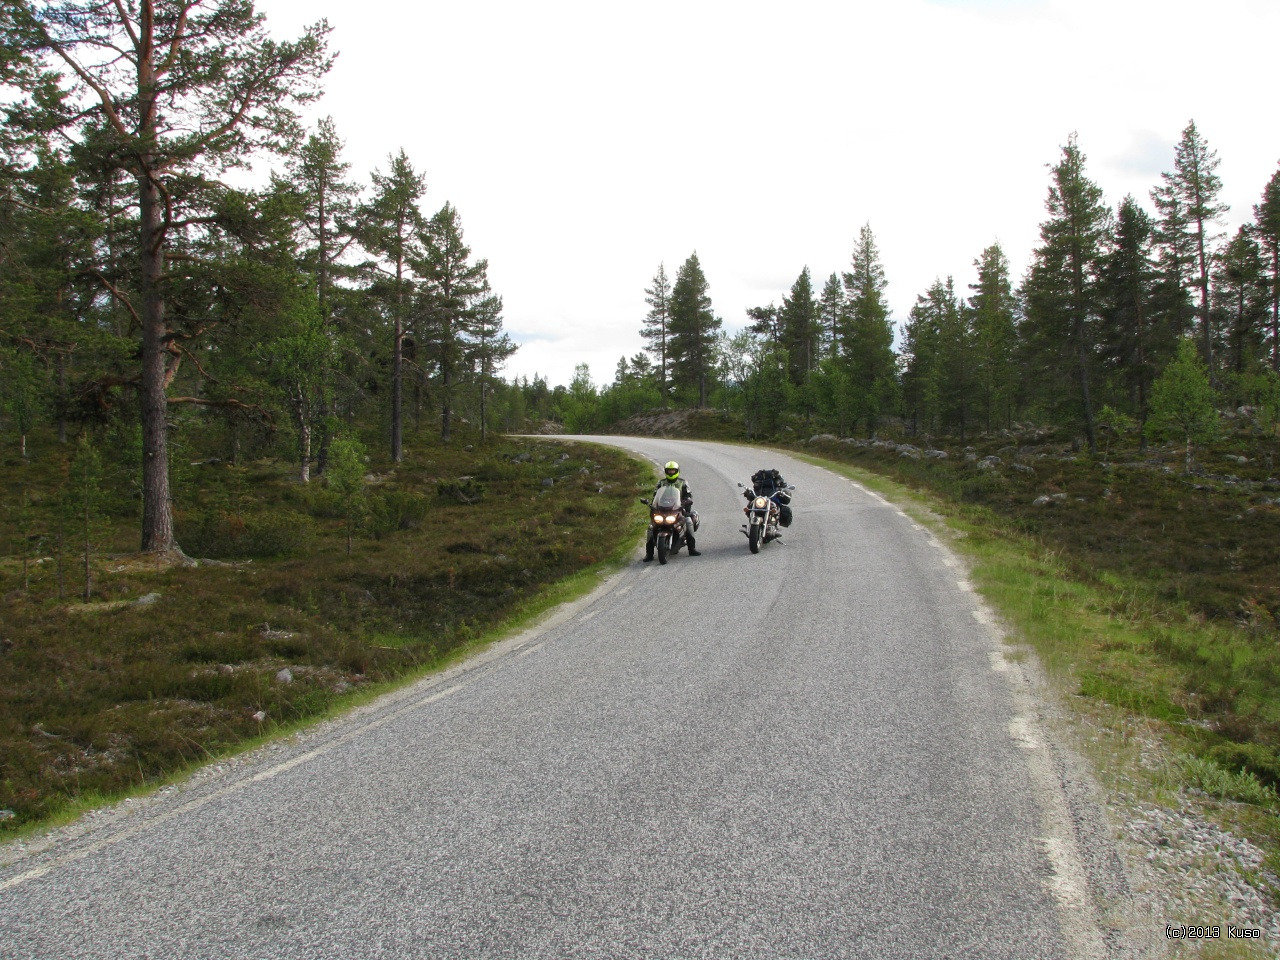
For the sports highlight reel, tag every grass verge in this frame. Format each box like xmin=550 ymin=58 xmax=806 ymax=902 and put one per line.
xmin=0 ymin=431 xmax=651 ymax=836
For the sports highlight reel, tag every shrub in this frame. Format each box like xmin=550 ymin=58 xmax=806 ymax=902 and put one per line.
xmin=1208 ymin=741 xmax=1280 ymax=791
xmin=368 ymin=490 xmax=429 ymax=537
xmin=1181 ymin=754 xmax=1279 ymax=806
xmin=178 ymin=509 xmax=316 ymax=559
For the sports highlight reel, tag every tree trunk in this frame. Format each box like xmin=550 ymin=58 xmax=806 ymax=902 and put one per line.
xmin=138 ymin=175 xmax=175 ymax=552
xmin=391 ymin=257 xmax=404 ymax=461
xmin=136 ymin=7 xmax=175 ymax=554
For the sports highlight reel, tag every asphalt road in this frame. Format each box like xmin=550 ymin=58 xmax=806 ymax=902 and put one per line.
xmin=0 ymin=438 xmax=1131 ymax=959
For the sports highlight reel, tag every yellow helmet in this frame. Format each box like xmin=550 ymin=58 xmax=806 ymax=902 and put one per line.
xmin=664 ymin=461 xmax=680 ymax=480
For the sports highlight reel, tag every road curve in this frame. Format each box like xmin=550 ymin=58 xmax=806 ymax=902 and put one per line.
xmin=0 ymin=438 xmax=1131 ymax=959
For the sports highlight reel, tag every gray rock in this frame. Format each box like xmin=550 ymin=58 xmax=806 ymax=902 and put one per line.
xmin=133 ymin=592 xmax=162 ymax=606
xmin=1033 ymin=496 xmax=1054 ymax=506
xmin=276 ymin=668 xmax=293 ymax=685
xmin=925 ymin=449 xmax=948 ymax=459
xmin=541 ymin=477 xmax=555 ymax=487
xmin=252 ymin=710 xmax=267 ymax=723
xmin=808 ymin=434 xmax=837 ymax=444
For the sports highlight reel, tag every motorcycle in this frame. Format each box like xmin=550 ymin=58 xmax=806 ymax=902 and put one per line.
xmin=738 ymin=480 xmax=795 ymax=554
xmin=639 ymin=483 xmax=697 ymax=564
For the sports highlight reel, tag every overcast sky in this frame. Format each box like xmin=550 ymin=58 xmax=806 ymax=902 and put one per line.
xmin=253 ymin=0 xmax=1280 ymax=389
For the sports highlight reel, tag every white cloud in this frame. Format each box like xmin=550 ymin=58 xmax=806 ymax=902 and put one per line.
xmin=256 ymin=0 xmax=1280 ymax=387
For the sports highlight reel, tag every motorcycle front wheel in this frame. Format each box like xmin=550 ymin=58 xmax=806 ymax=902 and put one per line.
xmin=748 ymin=522 xmax=761 ymax=554
xmin=658 ymin=533 xmax=670 ymax=564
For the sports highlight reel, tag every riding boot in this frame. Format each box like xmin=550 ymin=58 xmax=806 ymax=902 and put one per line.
xmin=686 ymin=533 xmax=701 ymax=556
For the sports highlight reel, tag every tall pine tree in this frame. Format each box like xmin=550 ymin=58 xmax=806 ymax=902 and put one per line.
xmin=2 ymin=0 xmax=332 ymax=552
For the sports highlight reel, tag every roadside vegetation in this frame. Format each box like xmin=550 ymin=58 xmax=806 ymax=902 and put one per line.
xmin=0 ymin=427 xmax=648 ymax=831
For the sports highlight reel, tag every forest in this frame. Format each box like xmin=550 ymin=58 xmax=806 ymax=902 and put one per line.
xmin=569 ymin=129 xmax=1280 ymax=461
xmin=4 ymin=0 xmax=1280 ymax=558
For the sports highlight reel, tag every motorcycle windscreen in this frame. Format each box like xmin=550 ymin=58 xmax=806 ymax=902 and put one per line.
xmin=653 ymin=485 xmax=683 ymax=510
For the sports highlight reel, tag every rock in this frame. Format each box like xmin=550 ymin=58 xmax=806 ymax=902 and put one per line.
xmin=898 ymin=445 xmax=922 ymax=460
xmin=925 ymin=449 xmax=948 ymax=459
xmin=133 ymin=592 xmax=162 ymax=606
xmin=0 ymin=810 xmax=14 ymax=821
xmin=1033 ymin=496 xmax=1054 ymax=506
xmin=808 ymin=434 xmax=837 ymax=444
xmin=1011 ymin=463 xmax=1035 ymax=474
xmin=252 ymin=710 xmax=267 ymax=723
xmin=541 ymin=477 xmax=555 ymax=487
xmin=978 ymin=456 xmax=1002 ymax=471
xmin=276 ymin=668 xmax=293 ymax=684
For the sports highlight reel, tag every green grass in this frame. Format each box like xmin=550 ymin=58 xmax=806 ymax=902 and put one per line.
xmin=783 ymin=441 xmax=1280 ymax=909
xmin=0 ymin=428 xmax=651 ymax=833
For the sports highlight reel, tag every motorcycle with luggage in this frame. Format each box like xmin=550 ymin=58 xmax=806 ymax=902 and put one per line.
xmin=739 ymin=470 xmax=795 ymax=554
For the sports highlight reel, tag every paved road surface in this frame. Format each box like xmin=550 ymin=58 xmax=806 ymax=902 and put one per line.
xmin=0 ymin=438 xmax=1133 ymax=959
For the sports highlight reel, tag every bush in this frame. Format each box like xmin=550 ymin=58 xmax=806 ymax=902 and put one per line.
xmin=1208 ymin=741 xmax=1280 ymax=791
xmin=1181 ymin=754 xmax=1279 ymax=806
xmin=178 ymin=509 xmax=316 ymax=559
xmin=368 ymin=490 xmax=429 ymax=537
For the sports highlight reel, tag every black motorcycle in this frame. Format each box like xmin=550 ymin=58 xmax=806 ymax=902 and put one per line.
xmin=640 ymin=484 xmax=696 ymax=564
xmin=738 ymin=480 xmax=795 ymax=554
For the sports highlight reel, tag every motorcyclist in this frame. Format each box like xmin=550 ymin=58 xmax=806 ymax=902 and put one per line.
xmin=645 ymin=460 xmax=701 ymax=560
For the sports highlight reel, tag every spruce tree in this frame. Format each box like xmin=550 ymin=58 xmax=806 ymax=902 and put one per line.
xmin=641 ymin=264 xmax=672 ymax=406
xmin=668 ymin=252 xmax=721 ymax=407
xmin=1021 ymin=134 xmax=1110 ymax=452
xmin=840 ymin=224 xmax=896 ymax=436
xmin=1254 ymin=165 xmax=1280 ymax=370
xmin=968 ymin=243 xmax=1019 ymax=432
xmin=780 ymin=266 xmax=821 ymax=387
xmin=1214 ymin=226 xmax=1268 ymax=384
xmin=818 ymin=272 xmax=844 ymax=359
xmin=1097 ymin=197 xmax=1172 ymax=435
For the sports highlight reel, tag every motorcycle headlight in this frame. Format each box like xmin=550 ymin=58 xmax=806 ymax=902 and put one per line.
xmin=754 ymin=497 xmax=768 ymax=509
xmin=665 ymin=514 xmax=678 ymax=523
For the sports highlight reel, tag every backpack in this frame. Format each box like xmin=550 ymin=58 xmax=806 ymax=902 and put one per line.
xmin=751 ymin=469 xmax=784 ymax=493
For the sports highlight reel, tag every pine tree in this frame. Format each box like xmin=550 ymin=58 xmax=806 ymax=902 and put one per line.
xmin=1254 ymin=165 xmax=1280 ymax=370
xmin=1021 ymin=134 xmax=1110 ymax=452
xmin=415 ymin=202 xmax=490 ymax=444
xmin=840 ymin=224 xmax=897 ymax=436
xmin=1 ymin=0 xmax=332 ymax=552
xmin=357 ymin=150 xmax=425 ymax=460
xmin=668 ymin=252 xmax=721 ymax=407
xmin=286 ymin=116 xmax=360 ymax=326
xmin=469 ymin=284 xmax=515 ymax=443
xmin=641 ymin=263 xmax=672 ymax=406
xmin=1153 ymin=121 xmax=1228 ymax=373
